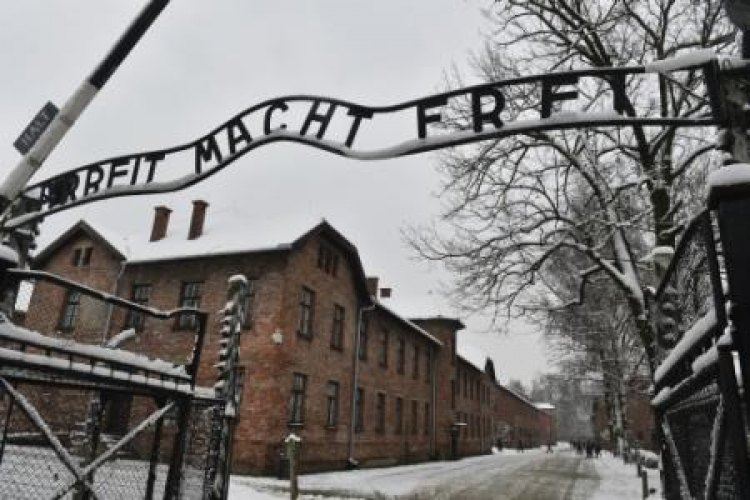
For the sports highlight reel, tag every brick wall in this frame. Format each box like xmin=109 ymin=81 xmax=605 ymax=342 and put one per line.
xmin=19 ymin=221 xmax=559 ymax=475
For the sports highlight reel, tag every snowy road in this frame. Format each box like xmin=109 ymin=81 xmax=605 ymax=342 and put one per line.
xmin=406 ymin=452 xmax=598 ymax=499
xmin=230 ymin=448 xmax=620 ymax=499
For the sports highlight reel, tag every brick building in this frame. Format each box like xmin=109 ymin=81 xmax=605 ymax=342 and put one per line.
xmin=21 ymin=200 xmax=554 ymax=474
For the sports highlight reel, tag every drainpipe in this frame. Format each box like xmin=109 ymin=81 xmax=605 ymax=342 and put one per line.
xmin=347 ymin=303 xmax=374 ymax=465
xmin=430 ymin=344 xmax=437 ymax=458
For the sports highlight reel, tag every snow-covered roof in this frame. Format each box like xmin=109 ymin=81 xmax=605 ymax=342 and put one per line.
xmin=34 ymin=208 xmax=374 ymax=304
xmin=127 ymin=209 xmax=323 ymax=263
xmin=36 ymin=210 xmax=325 ymax=264
xmin=534 ymin=403 xmax=556 ymax=411
xmin=501 ymin=385 xmax=538 ymax=409
xmin=374 ymin=300 xmax=442 ymax=347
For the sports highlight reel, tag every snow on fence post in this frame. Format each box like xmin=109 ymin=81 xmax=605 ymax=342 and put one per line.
xmin=212 ymin=274 xmax=248 ymax=500
xmin=285 ymin=433 xmax=301 ymax=500
xmin=709 ymin=166 xmax=750 ymax=420
xmin=706 ymin=165 xmax=750 ymax=496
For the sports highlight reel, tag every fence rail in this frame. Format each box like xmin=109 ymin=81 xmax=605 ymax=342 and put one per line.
xmin=0 ymin=268 xmax=241 ymax=499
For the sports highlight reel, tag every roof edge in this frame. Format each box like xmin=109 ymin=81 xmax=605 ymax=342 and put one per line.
xmin=374 ymin=301 xmax=443 ymax=346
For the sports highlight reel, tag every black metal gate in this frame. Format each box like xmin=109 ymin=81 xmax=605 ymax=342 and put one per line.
xmin=652 ymin=205 xmax=750 ymax=499
xmin=0 ymin=269 xmax=243 ymax=499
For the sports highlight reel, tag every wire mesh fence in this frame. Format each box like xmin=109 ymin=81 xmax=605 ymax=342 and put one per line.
xmin=0 ymin=271 xmax=226 ymax=499
xmin=0 ymin=385 xmax=223 ymax=498
xmin=654 ymin=211 xmax=718 ymax=357
xmin=653 ymin=211 xmax=750 ymax=499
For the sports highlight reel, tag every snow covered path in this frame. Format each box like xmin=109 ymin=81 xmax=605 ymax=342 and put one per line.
xmin=229 ymin=448 xmax=616 ymax=499
xmin=405 ymin=452 xmax=598 ymax=499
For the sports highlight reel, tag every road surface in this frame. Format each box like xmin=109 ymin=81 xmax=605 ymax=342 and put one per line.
xmin=407 ymin=451 xmax=599 ymax=499
xmin=230 ymin=449 xmax=606 ymax=499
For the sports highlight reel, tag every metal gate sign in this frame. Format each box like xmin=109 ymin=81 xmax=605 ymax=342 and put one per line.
xmin=13 ymin=102 xmax=59 ymax=155
xmin=11 ymin=58 xmax=725 ymax=227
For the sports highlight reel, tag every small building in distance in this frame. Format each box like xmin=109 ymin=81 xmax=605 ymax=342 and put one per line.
xmin=21 ymin=200 xmax=555 ymax=474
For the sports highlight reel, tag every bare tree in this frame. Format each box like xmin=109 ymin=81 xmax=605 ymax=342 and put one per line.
xmin=506 ymin=378 xmax=530 ymax=398
xmin=408 ymin=0 xmax=734 ymax=374
xmin=544 ymin=276 xmax=647 ymax=453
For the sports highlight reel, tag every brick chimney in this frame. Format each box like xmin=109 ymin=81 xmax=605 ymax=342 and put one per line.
xmin=150 ymin=206 xmax=172 ymax=242
xmin=366 ymin=277 xmax=379 ymax=297
xmin=188 ymin=200 xmax=208 ymax=240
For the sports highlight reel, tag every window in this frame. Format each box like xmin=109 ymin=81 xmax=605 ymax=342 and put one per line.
xmin=71 ymin=248 xmax=81 ymax=266
xmin=297 ymin=287 xmax=315 ymax=338
xmin=240 ymin=278 xmax=257 ymax=328
xmin=289 ymin=373 xmax=307 ymax=424
xmin=325 ymin=381 xmax=339 ymax=428
xmin=412 ymin=344 xmax=419 ymax=379
xmin=331 ymin=304 xmax=345 ymax=350
xmin=59 ymin=290 xmax=81 ymax=331
xmin=358 ymin=316 xmax=368 ymax=360
xmin=396 ymin=337 xmax=405 ymax=374
xmin=354 ymin=387 xmax=364 ymax=433
xmin=125 ymin=284 xmax=151 ymax=332
xmin=104 ymin=394 xmax=133 ymax=434
xmin=411 ymin=400 xmax=418 ymax=435
xmin=376 ymin=393 xmax=386 ymax=433
xmin=81 ymin=247 xmax=92 ymax=266
xmin=71 ymin=246 xmax=93 ymax=267
xmin=176 ymin=281 xmax=203 ymax=330
xmin=424 ymin=402 xmax=430 ymax=436
xmin=317 ymin=243 xmax=339 ymax=276
xmin=378 ymin=329 xmax=389 ymax=368
xmin=395 ymin=397 xmax=403 ymax=434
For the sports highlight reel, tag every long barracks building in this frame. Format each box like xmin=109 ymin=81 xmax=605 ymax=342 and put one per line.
xmin=21 ymin=200 xmax=554 ymax=474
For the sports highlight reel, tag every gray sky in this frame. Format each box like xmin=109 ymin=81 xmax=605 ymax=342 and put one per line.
xmin=0 ymin=1 xmax=548 ymax=385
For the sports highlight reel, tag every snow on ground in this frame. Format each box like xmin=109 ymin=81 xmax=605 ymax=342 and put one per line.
xmin=229 ymin=446 xmax=660 ymax=499
xmin=230 ymin=448 xmax=546 ymax=499
xmin=589 ymin=452 xmax=661 ymax=500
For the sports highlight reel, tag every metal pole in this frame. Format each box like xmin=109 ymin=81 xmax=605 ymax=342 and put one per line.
xmin=164 ymin=399 xmax=191 ymax=500
xmin=0 ymin=0 xmax=171 ymax=210
xmin=145 ymin=399 xmax=165 ymax=500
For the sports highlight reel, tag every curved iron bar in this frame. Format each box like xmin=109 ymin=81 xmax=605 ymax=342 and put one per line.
xmin=6 ymin=61 xmax=722 ymax=229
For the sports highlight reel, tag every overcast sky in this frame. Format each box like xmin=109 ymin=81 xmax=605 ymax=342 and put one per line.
xmin=0 ymin=1 xmax=549 ymax=386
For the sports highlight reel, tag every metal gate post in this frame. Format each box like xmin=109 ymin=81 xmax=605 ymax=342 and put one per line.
xmin=709 ymin=185 xmax=750 ymax=423
xmin=163 ymin=399 xmax=191 ymax=499
xmin=145 ymin=398 xmax=166 ymax=500
xmin=0 ymin=384 xmax=15 ymax=466
xmin=717 ymin=344 xmax=750 ymax=496
xmin=76 ymin=393 xmax=107 ymax=500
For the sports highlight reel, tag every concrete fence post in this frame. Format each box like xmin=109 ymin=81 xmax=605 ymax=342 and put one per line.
xmin=285 ymin=433 xmax=301 ymax=500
